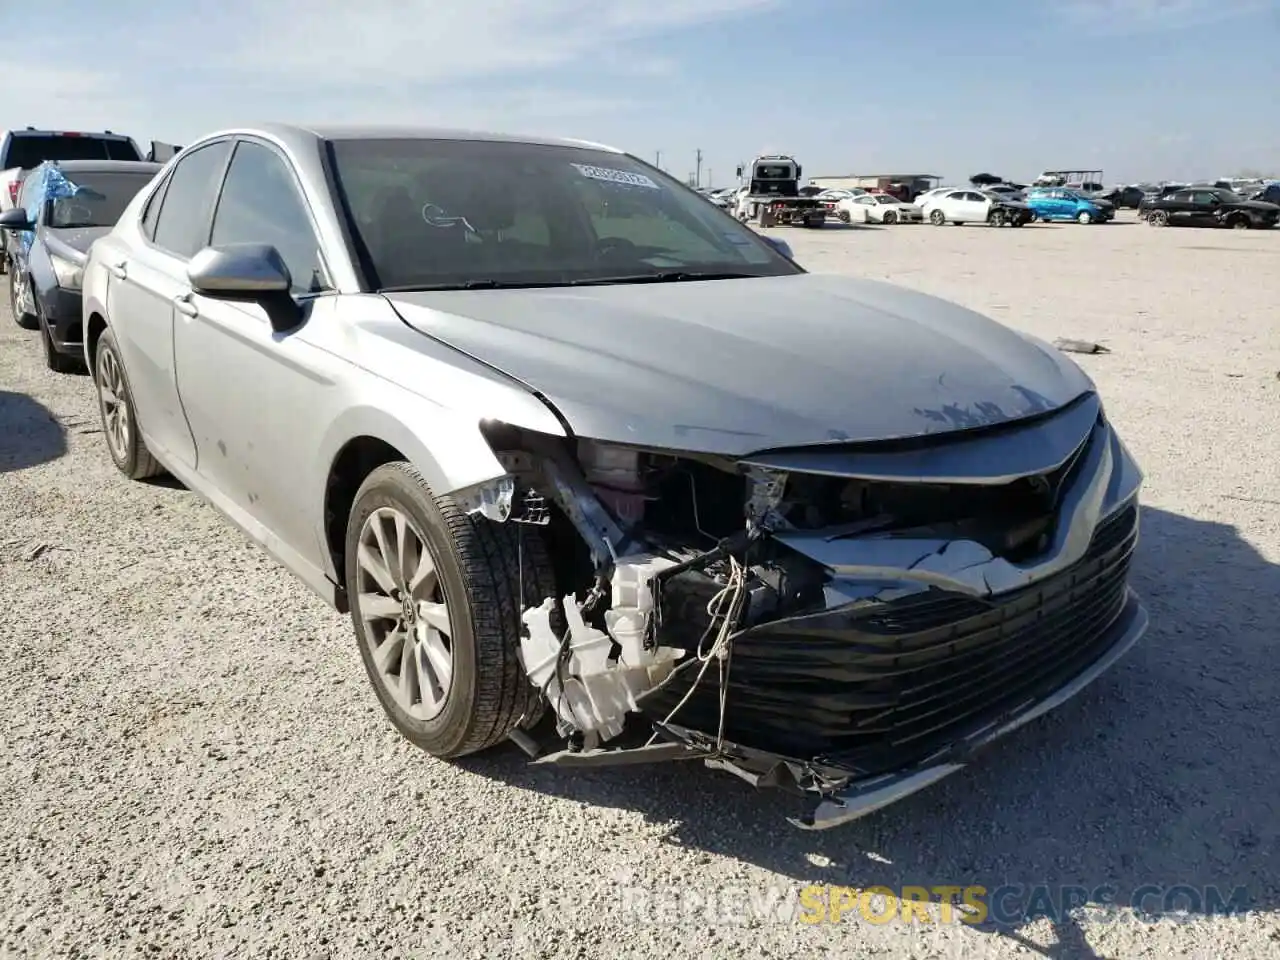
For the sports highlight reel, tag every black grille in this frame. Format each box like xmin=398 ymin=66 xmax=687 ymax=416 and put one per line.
xmin=642 ymin=503 xmax=1139 ymax=775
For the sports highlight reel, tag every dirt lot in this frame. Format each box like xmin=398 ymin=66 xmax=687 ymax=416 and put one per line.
xmin=2 ymin=214 xmax=1278 ymax=959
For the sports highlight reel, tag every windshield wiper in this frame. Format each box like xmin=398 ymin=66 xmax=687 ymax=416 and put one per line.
xmin=380 ymin=279 xmax=572 ymax=292
xmin=570 ymin=271 xmax=759 ymax=286
xmin=380 ymin=272 xmax=759 ymax=292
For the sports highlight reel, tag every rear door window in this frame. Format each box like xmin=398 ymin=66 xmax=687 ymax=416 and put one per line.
xmin=151 ymin=141 xmax=233 ymax=258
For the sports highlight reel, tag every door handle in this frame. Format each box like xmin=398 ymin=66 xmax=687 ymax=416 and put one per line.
xmin=174 ymin=293 xmax=198 ymax=318
xmin=107 ymin=260 xmax=127 ymax=280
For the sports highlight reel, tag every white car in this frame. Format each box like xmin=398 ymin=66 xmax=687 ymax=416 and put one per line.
xmin=837 ymin=192 xmax=923 ymax=224
xmin=920 ymin=189 xmax=1032 ymax=226
xmin=913 ymin=186 xmax=957 ymax=207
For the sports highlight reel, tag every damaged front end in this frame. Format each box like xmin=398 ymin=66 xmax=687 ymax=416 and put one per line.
xmin=466 ymin=392 xmax=1147 ymax=829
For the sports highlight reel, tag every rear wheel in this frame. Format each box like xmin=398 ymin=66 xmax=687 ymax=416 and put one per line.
xmin=929 ymin=209 xmax=947 ymax=226
xmin=9 ymin=270 xmax=37 ymax=330
xmin=345 ymin=462 xmax=556 ymax=758
xmin=93 ymin=327 xmax=165 ymax=480
xmin=1147 ymin=209 xmax=1169 ymax=227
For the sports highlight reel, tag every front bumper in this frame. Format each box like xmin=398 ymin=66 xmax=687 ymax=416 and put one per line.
xmin=40 ymin=286 xmax=84 ymax=353
xmin=625 ymin=404 xmax=1146 ymax=827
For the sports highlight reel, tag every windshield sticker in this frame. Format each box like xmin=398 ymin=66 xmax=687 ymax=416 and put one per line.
xmin=571 ymin=163 xmax=659 ymax=190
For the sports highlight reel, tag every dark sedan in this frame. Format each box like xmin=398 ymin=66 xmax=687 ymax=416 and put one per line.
xmin=0 ymin=159 xmax=161 ymax=370
xmin=1140 ymin=187 xmax=1279 ymax=229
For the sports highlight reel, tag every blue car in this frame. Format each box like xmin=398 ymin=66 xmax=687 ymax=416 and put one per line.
xmin=1023 ymin=187 xmax=1114 ymax=224
xmin=0 ymin=159 xmax=161 ymax=370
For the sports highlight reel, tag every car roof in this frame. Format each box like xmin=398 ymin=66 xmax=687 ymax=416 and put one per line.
xmin=188 ymin=122 xmax=623 ymax=157
xmin=36 ymin=159 xmax=163 ymax=174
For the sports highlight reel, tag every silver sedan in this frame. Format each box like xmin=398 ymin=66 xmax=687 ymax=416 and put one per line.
xmin=81 ymin=124 xmax=1147 ymax=829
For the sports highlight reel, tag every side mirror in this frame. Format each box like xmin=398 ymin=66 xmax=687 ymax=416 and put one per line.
xmin=0 ymin=207 xmax=33 ymax=231
xmin=761 ymin=235 xmax=794 ymax=260
xmin=187 ymin=243 xmax=302 ymax=333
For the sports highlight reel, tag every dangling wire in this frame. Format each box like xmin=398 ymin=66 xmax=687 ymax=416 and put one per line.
xmin=649 ymin=555 xmax=747 ymax=750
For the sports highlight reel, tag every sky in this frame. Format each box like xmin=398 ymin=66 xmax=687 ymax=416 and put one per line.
xmin=3 ymin=0 xmax=1277 ymax=187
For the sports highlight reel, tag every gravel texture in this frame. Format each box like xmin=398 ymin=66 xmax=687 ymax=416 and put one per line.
xmin=2 ymin=212 xmax=1278 ymax=958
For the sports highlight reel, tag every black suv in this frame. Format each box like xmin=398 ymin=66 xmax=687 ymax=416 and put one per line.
xmin=1140 ymin=187 xmax=1279 ymax=229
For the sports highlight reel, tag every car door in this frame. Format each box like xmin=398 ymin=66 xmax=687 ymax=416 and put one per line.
xmin=960 ymin=191 xmax=988 ymax=223
xmin=171 ymin=137 xmax=337 ymax=561
xmin=10 ymin=170 xmax=40 ymax=280
xmin=1163 ymin=190 xmax=1195 ymax=226
xmin=106 ymin=140 xmax=233 ymax=468
xmin=1187 ymin=190 xmax=1221 ymax=226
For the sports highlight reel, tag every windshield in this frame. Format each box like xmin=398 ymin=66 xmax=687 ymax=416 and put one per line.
xmin=1212 ymin=189 xmax=1241 ymax=202
xmin=43 ymin=170 xmax=158 ymax=228
xmin=4 ymin=134 xmax=141 ymax=169
xmin=327 ymin=138 xmax=800 ymax=290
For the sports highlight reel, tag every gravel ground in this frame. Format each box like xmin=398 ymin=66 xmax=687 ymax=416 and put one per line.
xmin=2 ymin=213 xmax=1278 ymax=959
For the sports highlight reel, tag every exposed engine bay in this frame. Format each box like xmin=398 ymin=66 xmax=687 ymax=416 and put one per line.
xmin=462 ymin=395 xmax=1144 ymax=828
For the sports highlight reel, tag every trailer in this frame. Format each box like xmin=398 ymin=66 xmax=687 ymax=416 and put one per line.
xmin=733 ymin=156 xmax=826 ymax=228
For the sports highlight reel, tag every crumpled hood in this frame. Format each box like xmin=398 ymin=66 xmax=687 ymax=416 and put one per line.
xmin=44 ymin=225 xmax=110 ymax=258
xmin=386 ymin=273 xmax=1093 ymax=457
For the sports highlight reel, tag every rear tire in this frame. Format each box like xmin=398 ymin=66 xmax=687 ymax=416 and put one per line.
xmin=345 ymin=462 xmax=557 ymax=758
xmin=93 ymin=327 xmax=165 ymax=480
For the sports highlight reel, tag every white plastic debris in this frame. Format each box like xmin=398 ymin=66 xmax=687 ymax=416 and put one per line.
xmin=519 ymin=555 xmax=683 ymax=742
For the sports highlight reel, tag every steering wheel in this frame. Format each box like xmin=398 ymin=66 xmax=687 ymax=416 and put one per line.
xmin=596 ymin=236 xmax=640 ymax=259
xmin=56 ymin=202 xmax=95 ymax=226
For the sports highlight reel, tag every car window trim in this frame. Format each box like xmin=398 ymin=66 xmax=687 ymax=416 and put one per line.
xmin=144 ymin=138 xmax=235 ymax=261
xmin=210 ymin=135 xmax=335 ymax=295
xmin=139 ymin=168 xmax=173 ymax=242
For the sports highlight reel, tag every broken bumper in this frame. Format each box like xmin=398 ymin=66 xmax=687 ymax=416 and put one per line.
xmin=794 ymin=588 xmax=1146 ymax=828
xmin=650 ymin=585 xmax=1147 ymax=830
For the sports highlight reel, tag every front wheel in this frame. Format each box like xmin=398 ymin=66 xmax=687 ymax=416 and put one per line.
xmin=9 ymin=270 xmax=37 ymax=330
xmin=345 ymin=462 xmax=557 ymax=759
xmin=93 ymin=328 xmax=165 ymax=480
xmin=1228 ymin=216 xmax=1250 ymax=230
xmin=882 ymin=211 xmax=898 ymax=225
xmin=929 ymin=209 xmax=947 ymax=226
xmin=1148 ymin=210 xmax=1169 ymax=227
xmin=989 ymin=210 xmax=1007 ymax=227
xmin=1077 ymin=211 xmax=1093 ymax=224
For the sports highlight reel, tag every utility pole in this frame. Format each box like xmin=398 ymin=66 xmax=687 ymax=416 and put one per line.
xmin=695 ymin=149 xmax=703 ymax=188
xmin=655 ymin=150 xmax=662 ymax=169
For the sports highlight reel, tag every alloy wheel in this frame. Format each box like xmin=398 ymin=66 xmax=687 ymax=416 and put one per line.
xmin=356 ymin=507 xmax=454 ymax=722
xmin=96 ymin=345 xmax=131 ymax=462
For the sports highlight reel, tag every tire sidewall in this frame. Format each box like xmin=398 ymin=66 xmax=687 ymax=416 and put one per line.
xmin=94 ymin=328 xmax=142 ymax=475
xmin=345 ymin=465 xmax=481 ymax=755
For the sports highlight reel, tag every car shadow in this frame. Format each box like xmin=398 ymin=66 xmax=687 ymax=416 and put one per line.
xmin=457 ymin=505 xmax=1277 ymax=945
xmin=0 ymin=390 xmax=67 ymax=473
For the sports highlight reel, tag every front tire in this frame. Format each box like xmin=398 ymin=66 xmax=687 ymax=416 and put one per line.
xmin=1228 ymin=216 xmax=1250 ymax=230
xmin=345 ymin=462 xmax=557 ymax=759
xmin=93 ymin=327 xmax=164 ymax=480
xmin=882 ymin=211 xmax=898 ymax=225
xmin=929 ymin=209 xmax=947 ymax=226
xmin=9 ymin=270 xmax=37 ymax=330
xmin=1077 ymin=211 xmax=1093 ymax=224
xmin=1148 ymin=209 xmax=1169 ymax=227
